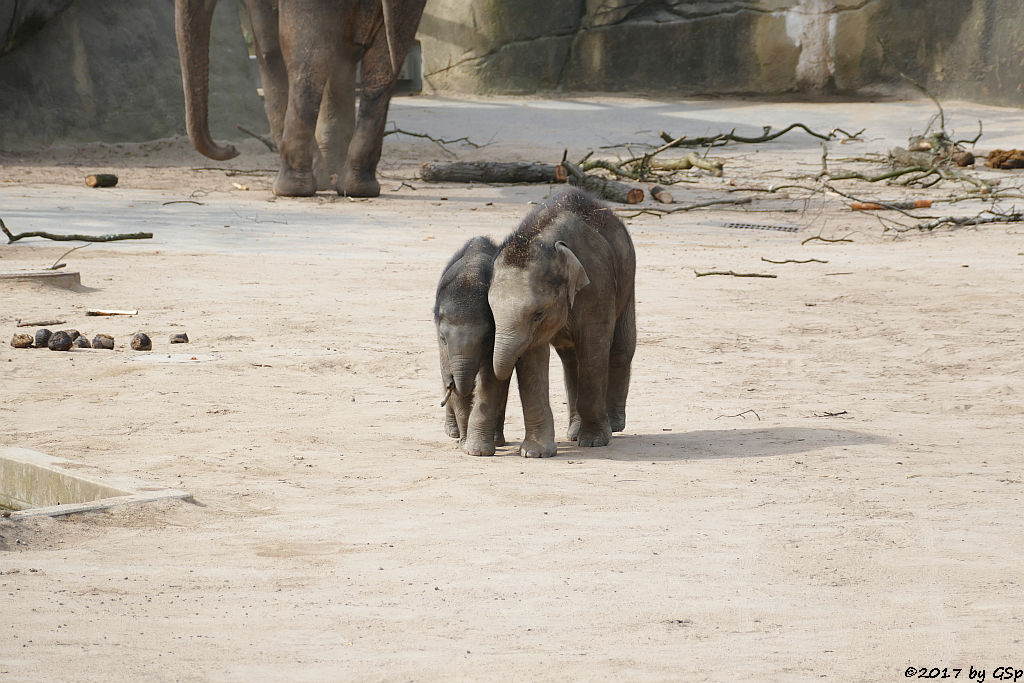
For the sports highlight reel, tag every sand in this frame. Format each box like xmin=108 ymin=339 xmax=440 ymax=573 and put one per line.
xmin=1 ymin=96 xmax=1023 ymax=681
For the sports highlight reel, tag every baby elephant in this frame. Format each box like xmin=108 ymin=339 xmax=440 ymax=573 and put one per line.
xmin=489 ymin=188 xmax=636 ymax=457
xmin=434 ymin=236 xmax=511 ymax=456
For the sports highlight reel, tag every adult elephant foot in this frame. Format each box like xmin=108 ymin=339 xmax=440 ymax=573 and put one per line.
xmin=577 ymin=424 xmax=611 ymax=448
xmin=338 ymin=171 xmax=381 ymax=198
xmin=273 ymin=168 xmax=317 ymax=197
xmin=462 ymin=436 xmax=496 ymax=457
xmin=519 ymin=438 xmax=557 ymax=458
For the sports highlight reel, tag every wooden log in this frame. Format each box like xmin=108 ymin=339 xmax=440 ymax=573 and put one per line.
xmin=560 ymin=161 xmax=644 ymax=204
xmin=650 ymin=185 xmax=674 ymax=203
xmin=85 ymin=174 xmax=118 ymax=188
xmin=419 ymin=161 xmax=566 ymax=184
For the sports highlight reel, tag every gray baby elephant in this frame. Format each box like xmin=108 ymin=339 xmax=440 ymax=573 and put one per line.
xmin=434 ymin=236 xmax=511 ymax=456
xmin=489 ymin=189 xmax=636 ymax=457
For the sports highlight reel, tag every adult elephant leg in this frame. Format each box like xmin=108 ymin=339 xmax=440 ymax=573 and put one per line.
xmin=340 ymin=0 xmax=424 ymax=196
xmin=555 ymin=343 xmax=581 ymax=441
xmin=314 ymin=43 xmax=359 ymax=191
xmin=515 ymin=345 xmax=556 ymax=458
xmin=245 ymin=0 xmax=287 ymax=148
xmin=274 ymin=0 xmax=339 ymax=197
xmin=339 ymin=43 xmax=393 ymax=197
xmin=607 ymin=296 xmax=636 ymax=433
xmin=574 ymin=322 xmax=614 ymax=447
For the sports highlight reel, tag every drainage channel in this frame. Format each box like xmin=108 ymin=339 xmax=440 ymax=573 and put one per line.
xmin=0 ymin=447 xmax=190 ymax=519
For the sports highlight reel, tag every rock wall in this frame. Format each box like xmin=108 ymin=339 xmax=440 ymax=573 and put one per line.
xmin=0 ymin=0 xmax=265 ymax=150
xmin=418 ymin=0 xmax=1024 ymax=105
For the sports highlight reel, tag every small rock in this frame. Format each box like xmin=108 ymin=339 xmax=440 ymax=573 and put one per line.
xmin=169 ymin=332 xmax=189 ymax=344
xmin=34 ymin=329 xmax=52 ymax=348
xmin=73 ymin=335 xmax=91 ymax=349
xmin=48 ymin=331 xmax=73 ymax=351
xmin=131 ymin=332 xmax=152 ymax=351
xmin=92 ymin=334 xmax=114 ymax=350
xmin=11 ymin=333 xmax=33 ymax=348
xmin=62 ymin=329 xmax=81 ymax=341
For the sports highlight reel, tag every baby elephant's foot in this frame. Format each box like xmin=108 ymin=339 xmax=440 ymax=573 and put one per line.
xmin=577 ymin=424 xmax=612 ymax=447
xmin=567 ymin=417 xmax=582 ymax=441
xmin=494 ymin=430 xmax=507 ymax=447
xmin=519 ymin=438 xmax=557 ymax=458
xmin=463 ymin=437 xmax=496 ymax=457
xmin=608 ymin=408 xmax=626 ymax=433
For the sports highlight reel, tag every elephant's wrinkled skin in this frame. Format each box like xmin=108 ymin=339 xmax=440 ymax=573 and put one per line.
xmin=489 ymin=189 xmax=636 ymax=458
xmin=435 ymin=236 xmax=510 ymax=456
xmin=175 ymin=0 xmax=425 ymax=197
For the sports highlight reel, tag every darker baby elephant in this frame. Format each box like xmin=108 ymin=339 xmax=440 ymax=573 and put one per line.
xmin=489 ymin=189 xmax=636 ymax=458
xmin=434 ymin=236 xmax=511 ymax=456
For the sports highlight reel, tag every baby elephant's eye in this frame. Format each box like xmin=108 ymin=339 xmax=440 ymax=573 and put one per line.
xmin=532 ymin=310 xmax=545 ymax=323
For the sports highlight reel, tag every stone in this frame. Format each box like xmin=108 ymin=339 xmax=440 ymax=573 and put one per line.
xmin=11 ymin=333 xmax=33 ymax=348
xmin=73 ymin=335 xmax=91 ymax=349
xmin=47 ymin=331 xmax=73 ymax=351
xmin=131 ymin=332 xmax=152 ymax=351
xmin=92 ymin=334 xmax=114 ymax=350
xmin=169 ymin=332 xmax=189 ymax=344
xmin=34 ymin=328 xmax=52 ymax=347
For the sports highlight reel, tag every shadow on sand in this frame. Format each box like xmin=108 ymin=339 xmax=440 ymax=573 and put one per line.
xmin=496 ymin=426 xmax=887 ymax=462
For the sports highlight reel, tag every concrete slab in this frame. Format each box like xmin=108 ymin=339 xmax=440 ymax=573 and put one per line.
xmin=0 ymin=446 xmax=191 ymax=519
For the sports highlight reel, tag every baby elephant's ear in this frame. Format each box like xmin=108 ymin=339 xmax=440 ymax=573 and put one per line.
xmin=555 ymin=241 xmax=591 ymax=308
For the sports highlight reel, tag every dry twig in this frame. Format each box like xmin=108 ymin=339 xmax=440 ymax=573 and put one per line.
xmin=694 ymin=270 xmax=777 ymax=278
xmin=2 ymin=218 xmax=152 ymax=244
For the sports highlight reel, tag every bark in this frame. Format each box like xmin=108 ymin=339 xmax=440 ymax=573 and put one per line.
xmin=420 ymin=161 xmax=567 ymax=184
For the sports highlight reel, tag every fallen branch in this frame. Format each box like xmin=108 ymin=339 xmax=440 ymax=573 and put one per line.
xmin=850 ymin=199 xmax=933 ymax=211
xmin=617 ymin=196 xmax=751 ymax=218
xmin=715 ymin=409 xmax=761 ymax=420
xmin=694 ymin=270 xmax=777 ymax=278
xmin=86 ymin=309 xmax=139 ymax=316
xmin=50 ymin=243 xmax=90 ymax=270
xmin=420 ymin=161 xmax=565 ymax=184
xmin=658 ymin=123 xmax=863 ymax=149
xmin=760 ymin=257 xmax=828 ymax=264
xmin=16 ymin=319 xmax=65 ymax=327
xmin=237 ymin=124 xmax=277 ymax=152
xmin=386 ymin=127 xmax=484 ymax=156
xmin=901 ymin=211 xmax=1024 ymax=233
xmin=801 ymin=235 xmax=854 ymax=245
xmin=2 ymin=218 xmax=153 ymax=244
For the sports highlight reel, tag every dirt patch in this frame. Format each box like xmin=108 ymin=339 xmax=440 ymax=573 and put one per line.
xmin=2 ymin=97 xmax=1023 ymax=680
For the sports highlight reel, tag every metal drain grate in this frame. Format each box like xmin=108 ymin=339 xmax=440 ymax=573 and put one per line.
xmin=723 ymin=222 xmax=799 ymax=233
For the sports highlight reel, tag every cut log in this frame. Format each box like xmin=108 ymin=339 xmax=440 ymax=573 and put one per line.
xmin=650 ymin=185 xmax=674 ymax=203
xmin=560 ymin=161 xmax=643 ymax=204
xmin=85 ymin=174 xmax=118 ymax=188
xmin=420 ymin=161 xmax=566 ymax=184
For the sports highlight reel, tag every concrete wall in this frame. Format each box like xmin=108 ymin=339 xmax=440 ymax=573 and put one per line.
xmin=1 ymin=0 xmax=1022 ymax=149
xmin=0 ymin=0 xmax=266 ymax=150
xmin=419 ymin=0 xmax=1024 ymax=105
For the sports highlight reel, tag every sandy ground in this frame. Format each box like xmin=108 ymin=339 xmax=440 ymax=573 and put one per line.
xmin=1 ymin=96 xmax=1023 ymax=681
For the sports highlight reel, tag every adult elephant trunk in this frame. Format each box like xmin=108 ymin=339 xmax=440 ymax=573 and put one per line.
xmin=174 ymin=0 xmax=239 ymax=161
xmin=492 ymin=332 xmax=523 ymax=383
